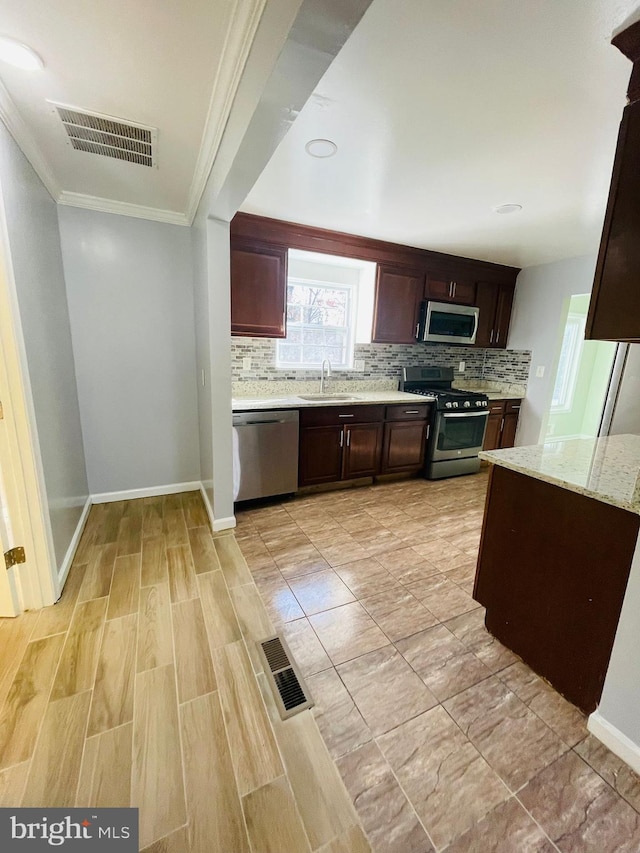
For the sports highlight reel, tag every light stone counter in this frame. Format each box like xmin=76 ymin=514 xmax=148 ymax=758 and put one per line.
xmin=232 ymin=389 xmax=431 ymax=412
xmin=480 ymin=434 xmax=640 ymax=515
xmin=454 ymin=379 xmax=526 ymax=400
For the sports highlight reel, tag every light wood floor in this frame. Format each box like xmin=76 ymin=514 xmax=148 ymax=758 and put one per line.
xmin=0 ymin=492 xmax=368 ymax=852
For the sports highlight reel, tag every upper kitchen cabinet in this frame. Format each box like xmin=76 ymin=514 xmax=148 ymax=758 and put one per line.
xmin=372 ymin=265 xmax=424 ymax=343
xmin=230 ymin=241 xmax=287 ymax=338
xmin=425 ymin=277 xmax=476 ymax=305
xmin=474 ymin=281 xmax=514 ymax=349
xmin=229 ymin=214 xmax=519 ymax=343
xmin=586 ymin=21 xmax=640 ymax=342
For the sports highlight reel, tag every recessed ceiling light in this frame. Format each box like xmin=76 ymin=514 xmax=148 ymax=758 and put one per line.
xmin=493 ymin=203 xmax=522 ymax=215
xmin=0 ymin=36 xmax=44 ymax=70
xmin=305 ymin=139 xmax=337 ymax=158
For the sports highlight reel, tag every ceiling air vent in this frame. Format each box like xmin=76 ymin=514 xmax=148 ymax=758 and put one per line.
xmin=51 ymin=103 xmax=157 ymax=167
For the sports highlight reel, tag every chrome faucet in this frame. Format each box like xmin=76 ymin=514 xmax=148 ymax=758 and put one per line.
xmin=320 ymin=358 xmax=332 ymax=395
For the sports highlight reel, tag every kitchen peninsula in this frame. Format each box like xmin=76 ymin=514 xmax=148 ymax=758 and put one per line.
xmin=474 ymin=434 xmax=640 ymax=714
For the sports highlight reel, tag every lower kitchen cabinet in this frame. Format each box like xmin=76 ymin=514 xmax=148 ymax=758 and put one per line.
xmin=343 ymin=423 xmax=384 ymax=479
xmin=298 ymin=425 xmax=344 ymax=485
xmin=298 ymin=405 xmax=385 ymax=487
xmin=381 ymin=420 xmax=428 ymax=473
xmin=482 ymin=399 xmax=522 ymax=451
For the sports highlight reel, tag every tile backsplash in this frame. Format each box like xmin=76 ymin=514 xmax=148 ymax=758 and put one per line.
xmin=231 ymin=338 xmax=531 ymax=386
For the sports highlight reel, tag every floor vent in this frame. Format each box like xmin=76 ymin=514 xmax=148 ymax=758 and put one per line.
xmin=259 ymin=635 xmax=314 ymax=719
xmin=51 ymin=103 xmax=157 ymax=167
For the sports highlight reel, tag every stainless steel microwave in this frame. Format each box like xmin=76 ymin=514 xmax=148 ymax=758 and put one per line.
xmin=416 ymin=300 xmax=479 ymax=345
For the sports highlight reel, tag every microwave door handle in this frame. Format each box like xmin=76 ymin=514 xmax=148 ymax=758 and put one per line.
xmin=471 ymin=309 xmax=479 ymax=343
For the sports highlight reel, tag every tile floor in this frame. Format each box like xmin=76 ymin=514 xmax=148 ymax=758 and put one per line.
xmin=235 ymin=471 xmax=640 ymax=853
xmin=0 ymin=492 xmax=368 ymax=852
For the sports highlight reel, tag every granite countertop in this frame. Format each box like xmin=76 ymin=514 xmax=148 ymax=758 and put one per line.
xmin=232 ymin=390 xmax=431 ymax=411
xmin=480 ymin=435 xmax=640 ymax=514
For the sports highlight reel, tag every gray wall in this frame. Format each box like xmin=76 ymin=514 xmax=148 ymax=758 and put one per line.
xmin=509 ymin=254 xmax=598 ymax=446
xmin=0 ymin=124 xmax=88 ymax=569
xmin=610 ymin=345 xmax=640 ymax=435
xmin=58 ymin=207 xmax=200 ymax=495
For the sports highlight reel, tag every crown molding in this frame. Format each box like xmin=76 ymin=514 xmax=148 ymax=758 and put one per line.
xmin=184 ymin=0 xmax=267 ymax=224
xmin=0 ymin=79 xmax=60 ymax=201
xmin=56 ymin=191 xmax=190 ymax=226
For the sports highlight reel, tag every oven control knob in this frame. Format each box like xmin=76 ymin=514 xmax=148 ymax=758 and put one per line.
xmin=453 ymin=402 xmax=459 ymax=408
xmin=464 ymin=401 xmax=471 ymax=408
xmin=475 ymin=400 xmax=482 ymax=407
xmin=445 ymin=402 xmax=452 ymax=409
xmin=482 ymin=400 xmax=488 ymax=407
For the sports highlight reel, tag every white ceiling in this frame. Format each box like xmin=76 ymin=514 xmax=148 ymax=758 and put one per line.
xmin=0 ymin=0 xmax=266 ymax=223
xmin=242 ymin=0 xmax=640 ymax=268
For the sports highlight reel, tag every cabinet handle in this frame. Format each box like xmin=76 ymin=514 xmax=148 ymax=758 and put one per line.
xmin=452 ymin=282 xmax=457 ymax=298
xmin=511 ymin=405 xmax=521 ymax=410
xmin=495 ymin=329 xmax=500 ymax=344
xmin=346 ymin=429 xmax=351 ymax=447
xmin=490 ymin=329 xmax=494 ymax=344
xmin=338 ymin=414 xmax=354 ymax=418
xmin=415 ymin=323 xmax=420 ymax=339
xmin=426 ymin=424 xmax=430 ymax=440
xmin=500 ymin=417 xmax=505 ymax=433
xmin=339 ymin=431 xmax=344 ymax=447
xmin=404 ymin=410 xmax=420 ymax=415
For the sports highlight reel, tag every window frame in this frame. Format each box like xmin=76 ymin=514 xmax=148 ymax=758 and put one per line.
xmin=275 ymin=275 xmax=358 ymax=370
xmin=551 ymin=311 xmax=586 ymax=413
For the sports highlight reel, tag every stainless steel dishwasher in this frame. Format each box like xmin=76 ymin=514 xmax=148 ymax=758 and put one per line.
xmin=232 ymin=410 xmax=299 ymax=502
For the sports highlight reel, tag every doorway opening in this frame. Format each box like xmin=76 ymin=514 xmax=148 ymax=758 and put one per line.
xmin=545 ymin=293 xmax=617 ymax=443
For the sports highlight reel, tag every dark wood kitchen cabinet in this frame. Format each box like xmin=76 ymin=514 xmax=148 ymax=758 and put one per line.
xmin=298 ymin=405 xmax=385 ymax=486
xmin=482 ymin=399 xmax=521 ymax=451
xmin=230 ymin=242 xmax=287 ymax=337
xmin=381 ymin=403 xmax=431 ymax=474
xmin=475 ymin=464 xmax=640 ymax=712
xmin=372 ymin=265 xmax=424 ymax=343
xmin=474 ymin=282 xmax=515 ymax=349
xmin=585 ymin=20 xmax=640 ymax=342
xmin=425 ymin=277 xmax=476 ymax=305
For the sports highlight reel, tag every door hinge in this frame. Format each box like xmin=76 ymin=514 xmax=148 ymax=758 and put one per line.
xmin=4 ymin=546 xmax=25 ymax=570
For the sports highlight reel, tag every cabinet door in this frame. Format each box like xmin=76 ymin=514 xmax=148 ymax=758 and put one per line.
xmin=299 ymin=426 xmax=343 ymax=486
xmin=381 ymin=420 xmax=427 ymax=474
xmin=482 ymin=411 xmax=503 ymax=451
xmin=231 ymin=243 xmax=287 ymax=337
xmin=426 ymin=278 xmax=476 ymax=305
xmin=500 ymin=411 xmax=519 ymax=448
xmin=343 ymin=423 xmax=383 ymax=479
xmin=587 ymin=101 xmax=640 ymax=341
xmin=474 ymin=281 xmax=499 ymax=348
xmin=493 ymin=283 xmax=515 ymax=348
xmin=372 ymin=266 xmax=424 ymax=343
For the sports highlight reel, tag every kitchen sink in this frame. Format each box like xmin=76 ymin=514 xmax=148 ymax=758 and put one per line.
xmin=297 ymin=394 xmax=362 ymax=401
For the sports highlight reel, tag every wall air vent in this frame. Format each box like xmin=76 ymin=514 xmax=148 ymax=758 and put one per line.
xmin=51 ymin=103 xmax=157 ymax=167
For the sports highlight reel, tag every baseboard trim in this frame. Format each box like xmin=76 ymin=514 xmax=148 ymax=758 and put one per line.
xmin=199 ymin=485 xmax=215 ymax=528
xmin=588 ymin=710 xmax=640 ymax=776
xmin=57 ymin=496 xmax=92 ymax=588
xmin=91 ymin=482 xmax=201 ymax=503
xmin=213 ymin=515 xmax=237 ymax=532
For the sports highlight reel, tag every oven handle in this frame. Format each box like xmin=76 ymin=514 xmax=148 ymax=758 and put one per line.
xmin=441 ymin=411 xmax=489 ymax=418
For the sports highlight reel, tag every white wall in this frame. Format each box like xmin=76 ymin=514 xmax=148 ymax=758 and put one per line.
xmin=509 ymin=254 xmax=598 ymax=446
xmin=610 ymin=344 xmax=640 ymax=435
xmin=191 ymin=204 xmax=213 ymax=509
xmin=58 ymin=207 xmax=200 ymax=495
xmin=0 ymin=123 xmax=88 ymax=569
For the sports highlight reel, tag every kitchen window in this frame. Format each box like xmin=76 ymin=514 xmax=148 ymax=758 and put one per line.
xmin=551 ymin=311 xmax=585 ymax=412
xmin=275 ymin=249 xmax=375 ymax=370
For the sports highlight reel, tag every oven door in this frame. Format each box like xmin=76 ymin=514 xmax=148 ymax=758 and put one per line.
xmin=431 ymin=410 xmax=488 ymax=461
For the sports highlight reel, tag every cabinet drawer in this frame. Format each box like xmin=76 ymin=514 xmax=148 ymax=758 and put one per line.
xmin=487 ymin=400 xmax=506 ymax=415
xmin=385 ymin=404 xmax=430 ymax=421
xmin=299 ymin=405 xmax=385 ymax=427
xmin=505 ymin=399 xmax=522 ymax=414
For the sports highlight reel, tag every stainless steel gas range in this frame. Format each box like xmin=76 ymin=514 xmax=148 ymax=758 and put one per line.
xmin=400 ymin=366 xmax=489 ymax=480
